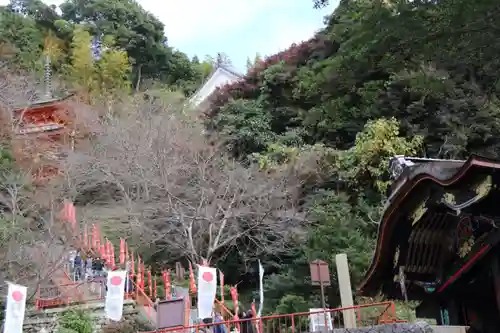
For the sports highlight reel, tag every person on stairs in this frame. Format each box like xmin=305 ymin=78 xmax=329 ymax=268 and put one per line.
xmin=213 ymin=311 xmax=227 ymax=333
xmin=240 ymin=310 xmax=254 ymax=333
xmin=85 ymin=257 xmax=93 ymax=281
xmin=74 ymin=251 xmax=83 ymax=281
xmin=92 ymin=257 xmax=104 ymax=277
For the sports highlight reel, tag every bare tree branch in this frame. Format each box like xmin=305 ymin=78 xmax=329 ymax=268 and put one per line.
xmin=0 ymin=69 xmax=82 ymax=299
xmin=63 ymin=96 xmax=308 ymax=264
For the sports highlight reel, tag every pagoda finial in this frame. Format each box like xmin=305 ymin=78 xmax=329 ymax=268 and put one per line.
xmin=43 ymin=54 xmax=52 ymax=99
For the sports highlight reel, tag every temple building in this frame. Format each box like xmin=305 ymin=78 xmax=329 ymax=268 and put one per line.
xmin=358 ymin=155 xmax=500 ymax=332
xmin=10 ymin=56 xmax=77 ymax=181
xmin=12 ymin=94 xmax=76 ymax=180
xmin=189 ymin=65 xmax=242 ymax=109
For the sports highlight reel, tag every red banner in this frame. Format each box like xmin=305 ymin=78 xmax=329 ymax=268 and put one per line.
xmin=62 ymin=200 xmax=76 ymax=228
xmin=141 ymin=262 xmax=145 ymax=289
xmin=137 ymin=256 xmax=142 ymax=289
xmin=230 ymin=285 xmax=240 ymax=330
xmin=110 ymin=242 xmax=115 ymax=268
xmin=189 ymin=262 xmax=197 ymax=294
xmin=83 ymin=224 xmax=88 ymax=249
xmin=91 ymin=224 xmax=97 ymax=250
xmin=219 ymin=270 xmax=224 ymax=304
xmin=119 ymin=238 xmax=125 ymax=265
xmin=162 ymin=270 xmax=171 ymax=300
xmin=130 ymin=251 xmax=135 ymax=275
xmin=148 ymin=269 xmax=152 ymax=297
xmin=230 ymin=286 xmax=238 ymax=309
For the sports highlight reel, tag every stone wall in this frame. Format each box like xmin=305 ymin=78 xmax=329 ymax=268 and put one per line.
xmin=23 ymin=300 xmax=154 ymax=333
xmin=328 ymin=322 xmax=467 ymax=333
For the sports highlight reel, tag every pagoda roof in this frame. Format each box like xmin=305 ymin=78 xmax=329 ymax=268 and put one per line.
xmin=12 ymin=93 xmax=75 ymax=112
xmin=358 ymin=154 xmax=500 ymax=296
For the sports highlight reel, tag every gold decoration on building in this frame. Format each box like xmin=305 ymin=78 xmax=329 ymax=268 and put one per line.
xmin=458 ymin=236 xmax=475 ymax=258
xmin=411 ymin=196 xmax=429 ymax=226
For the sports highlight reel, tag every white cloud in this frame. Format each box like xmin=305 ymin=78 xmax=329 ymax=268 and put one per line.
xmin=140 ymin=0 xmax=287 ymax=45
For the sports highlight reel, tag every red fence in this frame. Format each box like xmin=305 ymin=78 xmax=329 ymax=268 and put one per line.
xmin=140 ymin=301 xmax=404 ymax=333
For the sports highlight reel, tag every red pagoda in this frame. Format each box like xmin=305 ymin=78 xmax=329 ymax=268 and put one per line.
xmin=12 ymin=94 xmax=76 ymax=181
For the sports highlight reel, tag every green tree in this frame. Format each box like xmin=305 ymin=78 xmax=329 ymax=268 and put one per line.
xmin=8 ymin=0 xmax=61 ymax=32
xmin=195 ymin=55 xmax=215 ymax=81
xmin=59 ymin=0 xmax=197 ymax=89
xmin=339 ymin=118 xmax=423 ymax=194
xmin=306 ymin=191 xmax=375 ymax=285
xmin=43 ymin=31 xmax=64 ymax=64
xmin=96 ymin=35 xmax=131 ymax=97
xmin=66 ymin=24 xmax=96 ymax=95
xmin=0 ymin=7 xmax=43 ymax=69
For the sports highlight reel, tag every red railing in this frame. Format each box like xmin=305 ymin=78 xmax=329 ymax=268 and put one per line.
xmin=132 ymin=279 xmax=156 ymax=324
xmin=140 ymin=301 xmax=404 ymax=333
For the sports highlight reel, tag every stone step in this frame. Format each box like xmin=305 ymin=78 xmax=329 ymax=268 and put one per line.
xmin=23 ymin=300 xmax=150 ymax=333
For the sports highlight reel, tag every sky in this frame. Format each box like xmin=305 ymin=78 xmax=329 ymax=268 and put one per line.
xmin=0 ymin=0 xmax=339 ymax=72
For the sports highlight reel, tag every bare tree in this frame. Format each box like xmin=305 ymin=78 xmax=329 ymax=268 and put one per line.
xmin=63 ymin=96 xmax=307 ymax=264
xmin=0 ymin=69 xmax=82 ymax=300
xmin=0 ymin=166 xmax=78 ymax=301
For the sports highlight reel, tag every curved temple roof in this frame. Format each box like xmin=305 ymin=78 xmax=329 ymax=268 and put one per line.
xmin=358 ymin=154 xmax=500 ymax=296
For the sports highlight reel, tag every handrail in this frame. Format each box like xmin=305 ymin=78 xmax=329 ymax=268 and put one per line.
xmin=215 ymin=298 xmax=234 ymax=317
xmin=131 ymin=277 xmax=156 ymax=323
xmin=139 ymin=301 xmax=401 ymax=333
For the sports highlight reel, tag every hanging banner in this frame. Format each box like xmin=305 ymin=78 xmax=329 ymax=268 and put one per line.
xmin=137 ymin=257 xmax=142 ymax=289
xmin=230 ymin=286 xmax=240 ymax=332
xmin=257 ymin=260 xmax=264 ymax=317
xmin=130 ymin=251 xmax=135 ymax=275
xmin=189 ymin=262 xmax=197 ymax=294
xmin=105 ymin=270 xmax=127 ymax=321
xmin=141 ymin=262 xmax=145 ymax=289
xmin=197 ymin=265 xmax=217 ymax=319
xmin=163 ymin=270 xmax=171 ymax=300
xmin=62 ymin=200 xmax=77 ymax=229
xmin=91 ymin=224 xmax=97 ymax=250
xmin=119 ymin=239 xmax=125 ymax=265
xmin=3 ymin=282 xmax=27 ymax=333
xmin=83 ymin=224 xmax=89 ymax=249
xmin=148 ymin=269 xmax=152 ymax=297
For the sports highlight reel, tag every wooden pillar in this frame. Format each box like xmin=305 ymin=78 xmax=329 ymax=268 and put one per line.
xmin=335 ymin=253 xmax=357 ymax=328
xmin=491 ymin=256 xmax=500 ymax=316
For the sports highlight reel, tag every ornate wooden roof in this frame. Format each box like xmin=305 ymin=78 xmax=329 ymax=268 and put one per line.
xmin=12 ymin=93 xmax=75 ymax=113
xmin=358 ymin=155 xmax=500 ymax=299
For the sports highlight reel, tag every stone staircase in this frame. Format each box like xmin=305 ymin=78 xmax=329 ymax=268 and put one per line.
xmin=50 ymin=266 xmax=86 ymax=302
xmin=23 ymin=300 xmax=154 ymax=333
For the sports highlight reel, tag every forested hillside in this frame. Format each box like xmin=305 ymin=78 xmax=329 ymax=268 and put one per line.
xmin=0 ymin=0 xmax=230 ymax=95
xmin=203 ymin=0 xmax=500 ymax=312
xmin=0 ymin=0 xmax=499 ymax=318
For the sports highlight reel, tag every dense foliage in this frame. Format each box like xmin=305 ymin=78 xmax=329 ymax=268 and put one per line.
xmin=56 ymin=310 xmax=93 ymax=333
xmin=0 ymin=0 xmax=223 ymax=94
xmin=203 ymin=0 xmax=500 ymax=312
xmin=1 ymin=0 xmax=499 ymax=320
